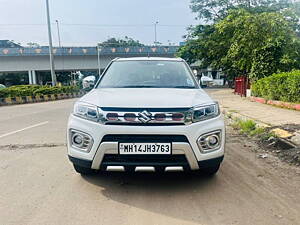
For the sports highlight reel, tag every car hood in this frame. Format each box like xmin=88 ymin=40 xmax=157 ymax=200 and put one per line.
xmin=80 ymin=88 xmax=214 ymax=108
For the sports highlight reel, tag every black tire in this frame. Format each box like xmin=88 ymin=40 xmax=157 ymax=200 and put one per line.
xmin=73 ymin=164 xmax=96 ymax=175
xmin=201 ymin=164 xmax=221 ymax=176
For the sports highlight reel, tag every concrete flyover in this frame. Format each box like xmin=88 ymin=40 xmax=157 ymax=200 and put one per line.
xmin=0 ymin=46 xmax=179 ymax=84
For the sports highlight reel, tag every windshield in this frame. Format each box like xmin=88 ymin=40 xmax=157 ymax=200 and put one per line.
xmin=97 ymin=60 xmax=197 ymax=88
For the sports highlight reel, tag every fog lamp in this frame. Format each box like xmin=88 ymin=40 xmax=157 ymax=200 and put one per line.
xmin=70 ymin=130 xmax=93 ymax=152
xmin=205 ymin=135 xmax=219 ymax=148
xmin=197 ymin=130 xmax=222 ymax=153
xmin=73 ymin=134 xmax=84 ymax=146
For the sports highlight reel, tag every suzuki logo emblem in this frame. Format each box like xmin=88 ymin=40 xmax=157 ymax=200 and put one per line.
xmin=138 ymin=110 xmax=152 ymax=123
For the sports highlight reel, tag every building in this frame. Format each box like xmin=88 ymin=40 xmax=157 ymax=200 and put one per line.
xmin=190 ymin=61 xmax=225 ymax=86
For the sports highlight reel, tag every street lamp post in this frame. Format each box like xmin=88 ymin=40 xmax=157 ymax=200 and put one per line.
xmin=45 ymin=0 xmax=57 ymax=86
xmin=56 ymin=19 xmax=65 ymax=72
xmin=97 ymin=44 xmax=102 ymax=76
xmin=154 ymin=21 xmax=159 ymax=45
xmin=55 ymin=20 xmax=62 ymax=48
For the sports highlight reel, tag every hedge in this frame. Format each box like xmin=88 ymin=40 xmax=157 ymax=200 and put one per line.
xmin=251 ymin=71 xmax=300 ymax=103
xmin=0 ymin=85 xmax=80 ymax=98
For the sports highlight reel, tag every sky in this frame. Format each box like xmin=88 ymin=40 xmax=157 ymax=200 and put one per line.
xmin=0 ymin=0 xmax=198 ymax=47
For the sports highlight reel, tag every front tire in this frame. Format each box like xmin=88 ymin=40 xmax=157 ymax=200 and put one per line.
xmin=73 ymin=164 xmax=96 ymax=175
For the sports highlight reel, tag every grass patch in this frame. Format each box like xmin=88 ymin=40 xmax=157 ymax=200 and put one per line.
xmin=260 ymin=130 xmax=278 ymax=141
xmin=232 ymin=119 xmax=265 ymax=136
xmin=231 ymin=118 xmax=278 ymax=141
xmin=250 ymin=127 xmax=266 ymax=136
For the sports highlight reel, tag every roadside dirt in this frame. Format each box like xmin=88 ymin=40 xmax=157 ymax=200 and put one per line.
xmin=228 ymin=118 xmax=300 ymax=167
xmin=275 ymin=124 xmax=300 ymax=133
xmin=258 ymin=134 xmax=300 ymax=166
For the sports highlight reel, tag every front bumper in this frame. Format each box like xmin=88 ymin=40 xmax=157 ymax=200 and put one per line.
xmin=69 ymin=155 xmax=224 ymax=172
xmin=67 ymin=114 xmax=225 ymax=171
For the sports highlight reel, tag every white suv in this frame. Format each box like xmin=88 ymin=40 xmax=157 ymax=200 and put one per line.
xmin=67 ymin=57 xmax=225 ymax=176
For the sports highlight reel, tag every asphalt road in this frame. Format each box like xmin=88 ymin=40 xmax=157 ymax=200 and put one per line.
xmin=0 ymin=99 xmax=299 ymax=225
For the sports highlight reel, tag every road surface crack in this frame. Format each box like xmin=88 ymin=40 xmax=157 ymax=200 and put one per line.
xmin=0 ymin=143 xmax=66 ymax=151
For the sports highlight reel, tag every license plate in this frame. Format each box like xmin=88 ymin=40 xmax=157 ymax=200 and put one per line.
xmin=119 ymin=143 xmax=171 ymax=155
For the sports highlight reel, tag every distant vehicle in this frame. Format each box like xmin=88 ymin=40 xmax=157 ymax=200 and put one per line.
xmin=82 ymin=76 xmax=96 ymax=89
xmin=67 ymin=57 xmax=225 ymax=176
xmin=0 ymin=84 xmax=6 ymax=89
xmin=201 ymin=76 xmax=213 ymax=87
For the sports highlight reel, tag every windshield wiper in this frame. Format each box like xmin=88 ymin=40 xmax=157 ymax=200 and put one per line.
xmin=173 ymin=86 xmax=196 ymax=89
xmin=100 ymin=85 xmax=196 ymax=88
xmin=118 ymin=85 xmax=157 ymax=88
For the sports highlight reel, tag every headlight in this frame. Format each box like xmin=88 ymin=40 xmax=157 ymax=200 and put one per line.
xmin=73 ymin=102 xmax=100 ymax=122
xmin=192 ymin=102 xmax=220 ymax=123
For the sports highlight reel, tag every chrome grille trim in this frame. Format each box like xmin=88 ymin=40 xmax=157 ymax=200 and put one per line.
xmin=98 ymin=108 xmax=193 ymax=125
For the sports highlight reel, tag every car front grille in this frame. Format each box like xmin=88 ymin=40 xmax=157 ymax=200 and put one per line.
xmin=101 ymin=134 xmax=189 ymax=143
xmin=105 ymin=122 xmax=184 ymax=126
xmin=98 ymin=107 xmax=192 ymax=125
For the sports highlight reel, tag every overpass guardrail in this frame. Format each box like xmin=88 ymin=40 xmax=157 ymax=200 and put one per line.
xmin=0 ymin=46 xmax=179 ymax=57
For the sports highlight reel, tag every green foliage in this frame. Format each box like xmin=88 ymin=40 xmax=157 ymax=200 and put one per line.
xmin=176 ymin=39 xmax=202 ymax=64
xmin=99 ymin=36 xmax=144 ymax=47
xmin=232 ymin=119 xmax=266 ymax=136
xmin=0 ymin=72 xmax=29 ymax=86
xmin=218 ymin=10 xmax=299 ymax=79
xmin=250 ymin=127 xmax=266 ymax=136
xmin=190 ymin=0 xmax=294 ymax=22
xmin=0 ymin=85 xmax=80 ymax=98
xmin=232 ymin=119 xmax=256 ymax=133
xmin=251 ymin=70 xmax=300 ymax=103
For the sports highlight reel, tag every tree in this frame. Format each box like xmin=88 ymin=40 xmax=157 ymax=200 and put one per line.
xmin=177 ymin=25 xmax=216 ymax=65
xmin=176 ymin=40 xmax=201 ymax=64
xmin=178 ymin=9 xmax=300 ymax=80
xmin=0 ymin=72 xmax=29 ymax=86
xmin=99 ymin=36 xmax=144 ymax=47
xmin=190 ymin=0 xmax=293 ymax=22
xmin=218 ymin=10 xmax=300 ymax=79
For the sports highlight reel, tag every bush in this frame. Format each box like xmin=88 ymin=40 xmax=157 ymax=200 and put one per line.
xmin=0 ymin=85 xmax=80 ymax=98
xmin=251 ymin=71 xmax=300 ymax=103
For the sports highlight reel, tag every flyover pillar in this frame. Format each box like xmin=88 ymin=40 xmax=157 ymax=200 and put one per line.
xmin=28 ymin=70 xmax=33 ymax=84
xmin=28 ymin=70 xmax=37 ymax=85
xmin=32 ymin=70 xmax=37 ymax=84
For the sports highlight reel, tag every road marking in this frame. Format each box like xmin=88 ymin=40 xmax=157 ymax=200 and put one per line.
xmin=0 ymin=121 xmax=49 ymax=139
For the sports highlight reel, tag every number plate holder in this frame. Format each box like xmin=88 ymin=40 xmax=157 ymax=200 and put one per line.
xmin=119 ymin=143 xmax=172 ymax=155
